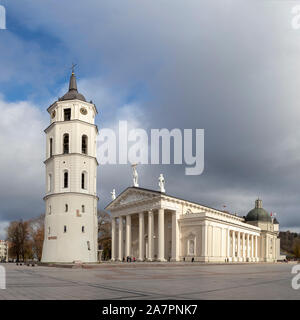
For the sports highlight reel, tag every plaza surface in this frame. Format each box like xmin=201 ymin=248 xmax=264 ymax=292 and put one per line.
xmin=0 ymin=262 xmax=299 ymax=300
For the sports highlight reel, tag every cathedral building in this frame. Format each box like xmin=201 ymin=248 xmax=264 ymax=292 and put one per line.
xmin=41 ymin=71 xmax=98 ymax=263
xmin=40 ymin=71 xmax=280 ymax=264
xmin=106 ymin=185 xmax=280 ymax=263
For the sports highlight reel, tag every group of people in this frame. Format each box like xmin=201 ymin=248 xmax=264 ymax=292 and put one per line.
xmin=123 ymin=256 xmax=137 ymax=262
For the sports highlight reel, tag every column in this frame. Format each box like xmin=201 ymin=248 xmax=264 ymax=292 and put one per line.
xmin=118 ymin=217 xmax=124 ymax=261
xmin=202 ymin=224 xmax=208 ymax=259
xmin=237 ymin=231 xmax=241 ymax=262
xmin=242 ymin=233 xmax=245 ymax=261
xmin=251 ymin=235 xmax=254 ymax=261
xmin=148 ymin=210 xmax=154 ymax=261
xmin=246 ymin=233 xmax=250 ymax=261
xmin=111 ymin=217 xmax=116 ymax=261
xmin=255 ymin=235 xmax=258 ymax=262
xmin=227 ymin=229 xmax=230 ymax=261
xmin=125 ymin=214 xmax=131 ymax=258
xmin=138 ymin=212 xmax=145 ymax=261
xmin=158 ymin=208 xmax=166 ymax=261
xmin=265 ymin=235 xmax=269 ymax=261
xmin=171 ymin=211 xmax=179 ymax=261
xmin=232 ymin=231 xmax=236 ymax=261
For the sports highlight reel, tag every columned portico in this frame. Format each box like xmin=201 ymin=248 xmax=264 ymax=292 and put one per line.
xmin=107 ymin=187 xmax=279 ymax=264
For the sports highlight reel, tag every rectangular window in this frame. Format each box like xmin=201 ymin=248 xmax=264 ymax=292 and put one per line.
xmin=82 ymin=205 xmax=85 ymax=213
xmin=64 ymin=172 xmax=68 ymax=188
xmin=50 ymin=138 xmax=53 ymax=157
xmin=82 ymin=226 xmax=85 ymax=233
xmin=64 ymin=225 xmax=67 ymax=233
xmin=64 ymin=108 xmax=71 ymax=121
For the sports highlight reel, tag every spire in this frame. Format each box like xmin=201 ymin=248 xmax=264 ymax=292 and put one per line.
xmin=68 ymin=72 xmax=78 ymax=92
xmin=59 ymin=67 xmax=86 ymax=102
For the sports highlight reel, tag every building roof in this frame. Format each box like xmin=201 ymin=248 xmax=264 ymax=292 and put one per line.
xmin=245 ymin=199 xmax=272 ymax=222
xmin=58 ymin=72 xmax=86 ymax=102
xmin=105 ymin=186 xmax=242 ymax=220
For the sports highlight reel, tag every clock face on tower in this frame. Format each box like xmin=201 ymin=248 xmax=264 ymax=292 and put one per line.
xmin=51 ymin=110 xmax=56 ymax=119
xmin=80 ymin=107 xmax=87 ymax=115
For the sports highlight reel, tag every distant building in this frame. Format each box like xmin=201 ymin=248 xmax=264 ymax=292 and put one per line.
xmin=0 ymin=240 xmax=8 ymax=262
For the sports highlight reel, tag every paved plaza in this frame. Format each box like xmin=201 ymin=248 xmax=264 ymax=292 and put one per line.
xmin=0 ymin=262 xmax=299 ymax=300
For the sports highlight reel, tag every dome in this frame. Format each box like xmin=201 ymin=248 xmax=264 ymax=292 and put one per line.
xmin=59 ymin=72 xmax=86 ymax=102
xmin=245 ymin=199 xmax=272 ymax=222
xmin=60 ymin=91 xmax=86 ymax=102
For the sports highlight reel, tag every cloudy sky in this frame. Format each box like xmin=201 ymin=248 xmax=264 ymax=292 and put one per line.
xmin=0 ymin=0 xmax=300 ymax=238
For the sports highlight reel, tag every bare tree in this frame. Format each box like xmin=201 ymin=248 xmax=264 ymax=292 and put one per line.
xmin=28 ymin=214 xmax=45 ymax=261
xmin=6 ymin=220 xmax=30 ymax=262
xmin=98 ymin=210 xmax=111 ymax=260
xmin=293 ymin=239 xmax=300 ymax=259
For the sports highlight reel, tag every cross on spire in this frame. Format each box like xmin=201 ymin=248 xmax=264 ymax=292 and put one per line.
xmin=71 ymin=63 xmax=77 ymax=75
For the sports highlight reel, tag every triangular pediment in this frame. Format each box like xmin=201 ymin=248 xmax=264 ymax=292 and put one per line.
xmin=106 ymin=187 xmax=162 ymax=210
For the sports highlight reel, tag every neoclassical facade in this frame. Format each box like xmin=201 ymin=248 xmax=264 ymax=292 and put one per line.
xmin=106 ymin=187 xmax=280 ymax=263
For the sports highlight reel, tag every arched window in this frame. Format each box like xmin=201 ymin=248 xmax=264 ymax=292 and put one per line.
xmin=49 ymin=138 xmax=53 ymax=157
xmin=65 ymin=204 xmax=68 ymax=212
xmin=81 ymin=172 xmax=87 ymax=189
xmin=64 ymin=171 xmax=68 ymax=188
xmin=82 ymin=135 xmax=88 ymax=154
xmin=63 ymin=134 xmax=69 ymax=154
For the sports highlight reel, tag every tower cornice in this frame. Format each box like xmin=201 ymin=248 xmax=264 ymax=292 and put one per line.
xmin=44 ymin=153 xmax=99 ymax=166
xmin=43 ymin=192 xmax=99 ymax=201
xmin=44 ymin=119 xmax=99 ymax=134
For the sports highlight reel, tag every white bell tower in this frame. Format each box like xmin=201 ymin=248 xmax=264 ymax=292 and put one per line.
xmin=41 ymin=70 xmax=98 ymax=263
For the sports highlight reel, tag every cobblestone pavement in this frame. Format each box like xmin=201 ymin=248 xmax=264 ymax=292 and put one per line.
xmin=0 ymin=262 xmax=299 ymax=300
